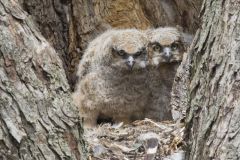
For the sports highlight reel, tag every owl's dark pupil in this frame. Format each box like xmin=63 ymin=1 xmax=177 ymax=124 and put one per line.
xmin=134 ymin=51 xmax=142 ymax=57
xmin=153 ymin=44 xmax=161 ymax=51
xmin=134 ymin=47 xmax=146 ymax=57
xmin=118 ymin=50 xmax=126 ymax=56
xmin=114 ymin=48 xmax=146 ymax=58
xmin=171 ymin=43 xmax=178 ymax=50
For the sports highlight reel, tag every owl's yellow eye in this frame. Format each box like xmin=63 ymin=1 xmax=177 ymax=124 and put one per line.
xmin=133 ymin=47 xmax=147 ymax=57
xmin=118 ymin=50 xmax=126 ymax=56
xmin=171 ymin=42 xmax=179 ymax=50
xmin=153 ymin=45 xmax=161 ymax=51
xmin=134 ymin=51 xmax=142 ymax=57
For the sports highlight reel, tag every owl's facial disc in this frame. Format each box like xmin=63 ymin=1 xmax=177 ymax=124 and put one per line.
xmin=112 ymin=47 xmax=147 ymax=70
xmin=148 ymin=41 xmax=183 ymax=65
xmin=163 ymin=41 xmax=181 ymax=62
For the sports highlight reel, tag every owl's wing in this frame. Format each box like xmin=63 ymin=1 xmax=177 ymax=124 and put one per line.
xmin=182 ymin=32 xmax=194 ymax=47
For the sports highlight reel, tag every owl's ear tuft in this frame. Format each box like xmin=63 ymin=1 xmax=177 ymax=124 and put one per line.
xmin=111 ymin=47 xmax=117 ymax=54
xmin=176 ymin=25 xmax=194 ymax=48
xmin=181 ymin=32 xmax=194 ymax=48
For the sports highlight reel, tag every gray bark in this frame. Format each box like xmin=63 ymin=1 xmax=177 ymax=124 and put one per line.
xmin=171 ymin=0 xmax=240 ymax=159
xmin=20 ymin=0 xmax=74 ymax=87
xmin=0 ymin=0 xmax=86 ymax=159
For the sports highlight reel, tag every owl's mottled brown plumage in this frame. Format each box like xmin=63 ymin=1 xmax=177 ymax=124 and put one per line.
xmin=72 ymin=29 xmax=149 ymax=127
xmin=145 ymin=27 xmax=192 ymax=121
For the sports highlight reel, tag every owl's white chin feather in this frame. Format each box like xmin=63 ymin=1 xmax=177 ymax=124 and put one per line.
xmin=152 ymin=57 xmax=160 ymax=66
xmin=139 ymin=61 xmax=146 ymax=68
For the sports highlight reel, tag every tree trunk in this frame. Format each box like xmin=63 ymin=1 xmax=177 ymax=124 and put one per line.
xmin=0 ymin=0 xmax=86 ymax=159
xmin=171 ymin=0 xmax=240 ymax=159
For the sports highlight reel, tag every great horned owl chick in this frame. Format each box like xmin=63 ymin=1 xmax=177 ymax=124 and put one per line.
xmin=147 ymin=27 xmax=186 ymax=65
xmin=72 ymin=29 xmax=149 ymax=127
xmin=145 ymin=27 xmax=192 ymax=121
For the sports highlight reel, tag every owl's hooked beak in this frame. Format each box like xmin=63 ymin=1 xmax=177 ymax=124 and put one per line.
xmin=126 ymin=56 xmax=135 ymax=70
xmin=163 ymin=47 xmax=172 ymax=62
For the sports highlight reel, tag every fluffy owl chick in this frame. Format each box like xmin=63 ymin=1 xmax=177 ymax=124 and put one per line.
xmin=145 ymin=27 xmax=192 ymax=121
xmin=147 ymin=27 xmax=186 ymax=65
xmin=72 ymin=29 xmax=149 ymax=127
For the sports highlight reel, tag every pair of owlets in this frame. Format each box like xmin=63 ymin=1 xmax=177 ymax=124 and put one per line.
xmin=73 ymin=27 xmax=192 ymax=127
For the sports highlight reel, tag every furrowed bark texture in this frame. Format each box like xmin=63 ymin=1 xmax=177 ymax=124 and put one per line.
xmin=172 ymin=0 xmax=240 ymax=159
xmin=0 ymin=0 xmax=86 ymax=159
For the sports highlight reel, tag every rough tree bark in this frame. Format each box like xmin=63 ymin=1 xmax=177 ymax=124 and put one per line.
xmin=20 ymin=0 xmax=74 ymax=86
xmin=171 ymin=0 xmax=240 ymax=159
xmin=0 ymin=0 xmax=86 ymax=159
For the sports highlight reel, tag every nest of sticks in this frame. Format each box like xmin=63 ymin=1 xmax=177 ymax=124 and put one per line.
xmin=84 ymin=118 xmax=185 ymax=160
